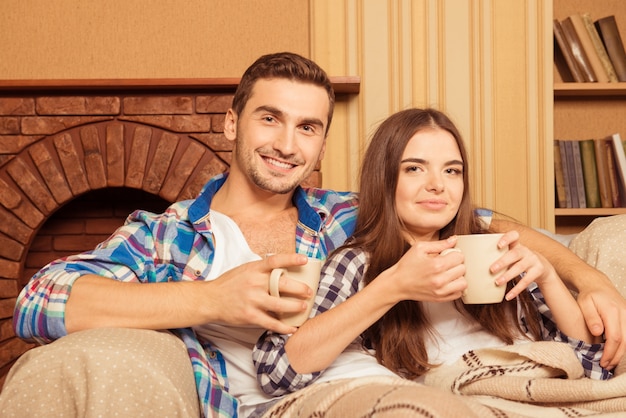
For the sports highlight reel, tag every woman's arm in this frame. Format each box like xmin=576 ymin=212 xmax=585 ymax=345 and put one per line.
xmin=532 ymin=254 xmax=598 ymax=343
xmin=492 ymin=218 xmax=626 ymax=369
xmin=254 ymin=248 xmax=398 ymax=396
xmin=254 ymin=239 xmax=466 ymax=394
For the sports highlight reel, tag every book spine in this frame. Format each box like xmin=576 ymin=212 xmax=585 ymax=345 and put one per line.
xmin=570 ymin=14 xmax=610 ymax=83
xmin=563 ymin=140 xmax=580 ymax=207
xmin=595 ymin=15 xmax=626 ymax=82
xmin=593 ymin=138 xmax=614 ymax=208
xmin=579 ymin=139 xmax=602 ymax=208
xmin=553 ymin=19 xmax=585 ymax=82
xmin=558 ymin=140 xmax=573 ymax=208
xmin=561 ymin=17 xmax=598 ymax=82
xmin=570 ymin=140 xmax=587 ymax=208
xmin=582 ymin=13 xmax=619 ymax=82
xmin=554 ymin=140 xmax=568 ymax=208
xmin=605 ymin=141 xmax=621 ymax=208
xmin=610 ymin=133 xmax=626 ymax=206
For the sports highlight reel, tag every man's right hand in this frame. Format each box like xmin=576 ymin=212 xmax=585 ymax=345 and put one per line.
xmin=206 ymin=253 xmax=313 ymax=334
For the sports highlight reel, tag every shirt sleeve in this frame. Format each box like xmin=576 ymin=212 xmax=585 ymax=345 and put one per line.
xmin=525 ymin=284 xmax=613 ymax=380
xmin=13 ymin=208 xmax=187 ymax=344
xmin=253 ymin=248 xmax=367 ymax=396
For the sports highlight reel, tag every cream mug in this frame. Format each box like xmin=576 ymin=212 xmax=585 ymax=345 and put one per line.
xmin=449 ymin=233 xmax=509 ymax=304
xmin=269 ymin=258 xmax=322 ymax=326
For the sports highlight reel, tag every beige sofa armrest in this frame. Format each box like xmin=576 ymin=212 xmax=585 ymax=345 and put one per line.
xmin=568 ymin=215 xmax=626 ymax=299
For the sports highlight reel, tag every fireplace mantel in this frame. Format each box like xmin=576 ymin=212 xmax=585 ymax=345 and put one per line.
xmin=0 ymin=76 xmax=360 ymax=94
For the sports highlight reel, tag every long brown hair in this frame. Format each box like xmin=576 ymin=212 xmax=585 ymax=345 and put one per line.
xmin=345 ymin=108 xmax=541 ymax=379
xmin=231 ymin=52 xmax=336 ymax=136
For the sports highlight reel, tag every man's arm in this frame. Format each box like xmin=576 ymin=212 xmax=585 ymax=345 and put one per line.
xmin=492 ymin=218 xmax=626 ymax=369
xmin=15 ymin=254 xmax=311 ymax=342
xmin=65 ymin=272 xmax=304 ymax=334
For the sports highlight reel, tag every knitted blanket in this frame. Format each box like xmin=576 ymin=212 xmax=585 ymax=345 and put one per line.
xmin=263 ymin=342 xmax=626 ymax=417
xmin=423 ymin=341 xmax=626 ymax=417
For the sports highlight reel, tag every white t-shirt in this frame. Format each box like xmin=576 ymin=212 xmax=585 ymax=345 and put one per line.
xmin=415 ymin=300 xmax=528 ymax=382
xmin=193 ymin=211 xmax=395 ymax=417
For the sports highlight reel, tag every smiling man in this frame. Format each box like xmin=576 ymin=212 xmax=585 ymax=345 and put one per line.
xmin=2 ymin=52 xmax=359 ymax=418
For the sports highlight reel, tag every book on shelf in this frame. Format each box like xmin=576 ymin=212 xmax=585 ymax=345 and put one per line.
xmin=578 ymin=139 xmax=602 ymax=208
xmin=581 ymin=13 xmax=619 ymax=82
xmin=560 ymin=16 xmax=597 ymax=82
xmin=595 ymin=15 xmax=626 ymax=82
xmin=605 ymin=140 xmax=621 ymax=207
xmin=559 ymin=140 xmax=575 ymax=207
xmin=593 ymin=137 xmax=614 ymax=208
xmin=569 ymin=14 xmax=610 ymax=83
xmin=570 ymin=140 xmax=587 ymax=208
xmin=610 ymin=133 xmax=626 ymax=206
xmin=553 ymin=141 xmax=568 ymax=208
xmin=561 ymin=140 xmax=580 ymax=208
xmin=553 ymin=19 xmax=585 ymax=82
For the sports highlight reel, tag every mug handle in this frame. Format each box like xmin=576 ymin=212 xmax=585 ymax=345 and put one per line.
xmin=269 ymin=268 xmax=286 ymax=297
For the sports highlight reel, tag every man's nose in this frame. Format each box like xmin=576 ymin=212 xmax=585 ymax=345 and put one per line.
xmin=273 ymin=128 xmax=297 ymax=155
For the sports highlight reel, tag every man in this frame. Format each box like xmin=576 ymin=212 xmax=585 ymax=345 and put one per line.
xmin=1 ymin=52 xmax=625 ymax=417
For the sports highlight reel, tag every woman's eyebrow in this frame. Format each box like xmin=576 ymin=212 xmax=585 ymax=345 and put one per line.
xmin=400 ymin=158 xmax=464 ymax=165
xmin=400 ymin=158 xmax=427 ymax=164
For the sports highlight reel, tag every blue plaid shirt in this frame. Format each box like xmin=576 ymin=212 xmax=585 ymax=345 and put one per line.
xmin=13 ymin=173 xmax=359 ymax=418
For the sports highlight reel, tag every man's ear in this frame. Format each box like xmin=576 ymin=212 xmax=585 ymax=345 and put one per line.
xmin=224 ymin=109 xmax=237 ymax=141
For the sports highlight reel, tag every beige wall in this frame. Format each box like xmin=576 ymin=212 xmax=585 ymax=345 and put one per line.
xmin=0 ymin=0 xmax=554 ymax=230
xmin=312 ymin=0 xmax=553 ymax=229
xmin=0 ymin=0 xmax=309 ymax=79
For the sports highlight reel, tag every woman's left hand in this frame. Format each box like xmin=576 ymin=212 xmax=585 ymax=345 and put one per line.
xmin=490 ymin=230 xmax=551 ymax=300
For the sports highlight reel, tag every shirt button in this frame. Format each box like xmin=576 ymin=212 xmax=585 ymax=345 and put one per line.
xmin=208 ymin=351 xmax=217 ymax=359
xmin=194 ymin=270 xmax=202 ymax=277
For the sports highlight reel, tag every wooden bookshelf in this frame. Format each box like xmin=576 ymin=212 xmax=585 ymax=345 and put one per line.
xmin=553 ymin=0 xmax=626 ymax=234
xmin=554 ymin=82 xmax=626 ymax=96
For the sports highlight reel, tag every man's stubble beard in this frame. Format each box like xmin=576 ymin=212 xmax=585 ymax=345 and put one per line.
xmin=235 ymin=142 xmax=310 ymax=195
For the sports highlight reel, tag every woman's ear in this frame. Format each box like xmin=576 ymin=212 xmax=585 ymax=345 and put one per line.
xmin=224 ymin=109 xmax=237 ymax=141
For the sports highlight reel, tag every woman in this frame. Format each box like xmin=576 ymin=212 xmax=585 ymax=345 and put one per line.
xmin=253 ymin=108 xmax=611 ymax=400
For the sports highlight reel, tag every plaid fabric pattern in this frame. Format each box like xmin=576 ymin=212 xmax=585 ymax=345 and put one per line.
xmin=255 ymin=246 xmax=611 ymax=397
xmin=254 ymin=248 xmax=368 ymax=396
xmin=527 ymin=283 xmax=613 ymax=380
xmin=13 ymin=173 xmax=359 ymax=418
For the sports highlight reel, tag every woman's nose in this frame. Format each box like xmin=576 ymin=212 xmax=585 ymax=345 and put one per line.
xmin=426 ymin=173 xmax=444 ymax=192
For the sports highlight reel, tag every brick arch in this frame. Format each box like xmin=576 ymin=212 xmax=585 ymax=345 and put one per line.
xmin=0 ymin=119 xmax=231 ymax=288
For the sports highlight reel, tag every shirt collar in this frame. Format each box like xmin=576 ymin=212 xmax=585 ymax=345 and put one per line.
xmin=188 ymin=173 xmax=324 ymax=233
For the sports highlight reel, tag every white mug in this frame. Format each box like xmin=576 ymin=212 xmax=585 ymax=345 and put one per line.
xmin=269 ymin=258 xmax=322 ymax=326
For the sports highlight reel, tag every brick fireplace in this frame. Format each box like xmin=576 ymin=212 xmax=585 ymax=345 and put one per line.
xmin=0 ymin=77 xmax=358 ymax=384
